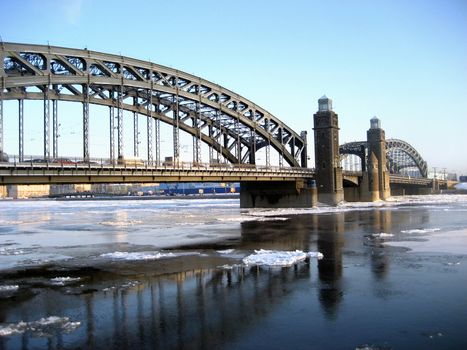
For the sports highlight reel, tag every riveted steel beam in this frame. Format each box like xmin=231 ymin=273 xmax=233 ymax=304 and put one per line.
xmin=1 ymin=42 xmax=309 ymax=166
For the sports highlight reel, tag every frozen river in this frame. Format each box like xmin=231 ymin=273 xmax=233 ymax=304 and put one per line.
xmin=1 ymin=195 xmax=467 ymax=349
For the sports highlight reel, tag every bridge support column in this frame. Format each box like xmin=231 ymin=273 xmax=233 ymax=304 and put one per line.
xmin=313 ymin=96 xmax=344 ymax=205
xmin=366 ymin=117 xmax=390 ymax=200
xmin=240 ymin=179 xmax=317 ymax=208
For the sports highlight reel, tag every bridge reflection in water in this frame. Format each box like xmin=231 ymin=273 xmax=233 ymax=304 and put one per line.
xmin=0 ymin=209 xmax=438 ymax=350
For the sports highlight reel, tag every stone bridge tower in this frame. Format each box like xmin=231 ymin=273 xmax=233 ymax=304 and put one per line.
xmin=313 ymin=96 xmax=344 ymax=205
xmin=366 ymin=117 xmax=391 ymax=200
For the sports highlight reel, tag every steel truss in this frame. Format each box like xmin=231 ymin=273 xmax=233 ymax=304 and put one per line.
xmin=0 ymin=43 xmax=307 ymax=167
xmin=339 ymin=139 xmax=428 ymax=178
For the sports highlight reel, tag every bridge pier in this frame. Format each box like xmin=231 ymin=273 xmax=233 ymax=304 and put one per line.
xmin=239 ymin=179 xmax=317 ymax=208
xmin=313 ymin=96 xmax=344 ymax=205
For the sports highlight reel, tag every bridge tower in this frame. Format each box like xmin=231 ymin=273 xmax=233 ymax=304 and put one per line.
xmin=313 ymin=96 xmax=344 ymax=205
xmin=366 ymin=117 xmax=390 ymax=200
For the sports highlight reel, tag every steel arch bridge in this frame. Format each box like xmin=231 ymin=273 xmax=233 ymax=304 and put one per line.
xmin=0 ymin=42 xmax=307 ymax=167
xmin=339 ymin=139 xmax=428 ymax=178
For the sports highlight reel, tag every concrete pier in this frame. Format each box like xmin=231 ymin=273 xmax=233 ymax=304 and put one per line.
xmin=239 ymin=179 xmax=318 ymax=208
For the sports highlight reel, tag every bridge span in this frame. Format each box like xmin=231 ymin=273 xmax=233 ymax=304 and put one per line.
xmin=0 ymin=43 xmax=438 ymax=205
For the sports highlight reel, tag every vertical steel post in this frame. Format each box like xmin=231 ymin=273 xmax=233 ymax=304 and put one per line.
xmin=236 ymin=116 xmax=241 ymax=164
xmin=155 ymin=104 xmax=160 ymax=166
xmin=216 ymin=109 xmax=221 ymax=162
xmin=265 ymin=119 xmax=270 ymax=167
xmin=133 ymin=97 xmax=139 ymax=158
xmin=249 ymin=127 xmax=256 ymax=165
xmin=117 ymin=84 xmax=124 ymax=158
xmin=208 ymin=124 xmax=214 ymax=163
xmin=278 ymin=127 xmax=284 ymax=167
xmin=146 ymin=88 xmax=153 ymax=165
xmin=52 ymin=99 xmax=58 ymax=158
xmin=44 ymin=86 xmax=50 ymax=160
xmin=193 ymin=87 xmax=201 ymax=164
xmin=300 ymin=130 xmax=308 ymax=167
xmin=83 ymin=84 xmax=90 ymax=161
xmin=0 ymin=86 xmax=3 ymax=153
xmin=18 ymin=99 xmax=24 ymax=162
xmin=109 ymin=103 xmax=115 ymax=162
xmin=173 ymin=79 xmax=180 ymax=164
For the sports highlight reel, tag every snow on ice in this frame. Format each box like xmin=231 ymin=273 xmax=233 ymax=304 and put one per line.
xmin=0 ymin=316 xmax=81 ymax=337
xmin=242 ymin=249 xmax=323 ymax=267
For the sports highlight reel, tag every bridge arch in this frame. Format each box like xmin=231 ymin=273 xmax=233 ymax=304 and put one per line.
xmin=0 ymin=42 xmax=307 ymax=166
xmin=386 ymin=139 xmax=428 ymax=178
xmin=339 ymin=139 xmax=427 ymax=178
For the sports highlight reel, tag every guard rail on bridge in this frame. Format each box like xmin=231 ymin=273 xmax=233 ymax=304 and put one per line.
xmin=0 ymin=159 xmax=316 ymax=185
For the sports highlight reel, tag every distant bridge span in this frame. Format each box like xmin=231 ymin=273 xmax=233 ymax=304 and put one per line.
xmin=339 ymin=139 xmax=428 ymax=178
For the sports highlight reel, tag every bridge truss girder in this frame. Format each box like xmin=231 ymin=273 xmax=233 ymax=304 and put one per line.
xmin=0 ymin=43 xmax=307 ymax=167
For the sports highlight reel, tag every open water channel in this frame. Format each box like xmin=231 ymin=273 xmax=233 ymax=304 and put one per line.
xmin=1 ymin=195 xmax=467 ymax=349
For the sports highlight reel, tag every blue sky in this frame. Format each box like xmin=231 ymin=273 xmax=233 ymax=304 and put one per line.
xmin=1 ymin=0 xmax=466 ymax=174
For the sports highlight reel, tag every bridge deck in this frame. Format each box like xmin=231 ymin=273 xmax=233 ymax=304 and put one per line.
xmin=0 ymin=162 xmax=315 ymax=185
xmin=0 ymin=161 xmax=435 ymax=187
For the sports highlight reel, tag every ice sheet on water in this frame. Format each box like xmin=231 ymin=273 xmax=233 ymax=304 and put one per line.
xmin=0 ymin=316 xmax=81 ymax=337
xmin=401 ymin=228 xmax=440 ymax=234
xmin=216 ymin=249 xmax=235 ymax=254
xmin=0 ymin=247 xmax=25 ymax=256
xmin=99 ymin=251 xmax=200 ymax=260
xmin=0 ymin=285 xmax=19 ymax=292
xmin=247 ymin=195 xmax=467 ymax=218
xmin=100 ymin=251 xmax=175 ymax=260
xmin=217 ymin=216 xmax=289 ymax=222
xmin=242 ymin=249 xmax=323 ymax=267
xmin=371 ymin=233 xmax=394 ymax=239
xmin=100 ymin=220 xmax=143 ymax=226
xmin=49 ymin=277 xmax=81 ymax=286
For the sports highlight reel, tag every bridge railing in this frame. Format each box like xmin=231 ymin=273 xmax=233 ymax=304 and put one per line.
xmin=0 ymin=154 xmax=315 ymax=175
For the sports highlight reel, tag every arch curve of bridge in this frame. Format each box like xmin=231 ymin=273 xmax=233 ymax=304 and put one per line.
xmin=339 ymin=139 xmax=427 ymax=178
xmin=0 ymin=42 xmax=306 ymax=166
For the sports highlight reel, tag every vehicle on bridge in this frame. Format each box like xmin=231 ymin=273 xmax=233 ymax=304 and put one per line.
xmin=0 ymin=152 xmax=9 ymax=162
xmin=117 ymin=156 xmax=145 ymax=166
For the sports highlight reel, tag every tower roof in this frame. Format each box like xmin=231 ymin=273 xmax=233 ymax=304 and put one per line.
xmin=318 ymin=95 xmax=333 ymax=111
xmin=370 ymin=116 xmax=381 ymax=129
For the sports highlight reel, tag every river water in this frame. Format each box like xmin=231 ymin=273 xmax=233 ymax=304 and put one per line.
xmin=1 ymin=195 xmax=467 ymax=349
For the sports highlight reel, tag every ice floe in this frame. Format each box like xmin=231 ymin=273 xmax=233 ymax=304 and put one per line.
xmin=99 ymin=250 xmax=201 ymax=260
xmin=100 ymin=251 xmax=175 ymax=260
xmin=242 ymin=249 xmax=323 ymax=267
xmin=0 ymin=247 xmax=25 ymax=256
xmin=100 ymin=220 xmax=143 ymax=226
xmin=50 ymin=277 xmax=82 ymax=286
xmin=371 ymin=233 xmax=394 ymax=239
xmin=0 ymin=316 xmax=81 ymax=337
xmin=216 ymin=249 xmax=235 ymax=254
xmin=401 ymin=228 xmax=441 ymax=234
xmin=246 ymin=194 xmax=467 ymax=218
xmin=0 ymin=285 xmax=19 ymax=292
xmin=217 ymin=216 xmax=289 ymax=222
